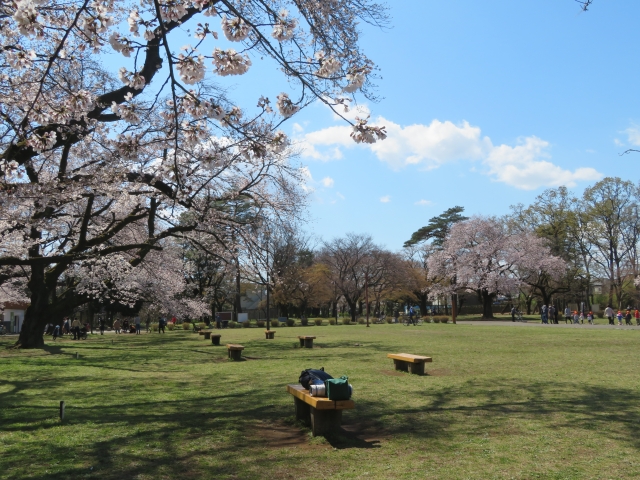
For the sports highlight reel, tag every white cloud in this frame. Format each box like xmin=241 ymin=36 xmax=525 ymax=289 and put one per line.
xmin=336 ymin=192 xmax=345 ymax=200
xmin=321 ymin=177 xmax=334 ymax=188
xmin=484 ymin=137 xmax=602 ymax=190
xmin=625 ymin=126 xmax=640 ymax=146
xmin=295 ymin=115 xmax=603 ymax=190
xmin=380 ymin=195 xmax=391 ymax=203
xmin=415 ymin=199 xmax=433 ymax=206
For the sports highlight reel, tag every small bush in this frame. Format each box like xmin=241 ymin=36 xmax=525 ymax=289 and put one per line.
xmin=357 ymin=318 xmax=366 ymax=325
xmin=341 ymin=318 xmax=350 ymax=325
xmin=424 ymin=317 xmax=433 ymax=324
xmin=286 ymin=318 xmax=295 ymax=327
xmin=386 ymin=317 xmax=393 ymax=324
xmin=314 ymin=318 xmax=323 ymax=326
xmin=433 ymin=317 xmax=441 ymax=324
xmin=441 ymin=317 xmax=449 ymax=324
xmin=329 ymin=319 xmax=336 ymax=325
xmin=433 ymin=315 xmax=449 ymax=323
xmin=167 ymin=323 xmax=175 ymax=330
xmin=182 ymin=323 xmax=191 ymax=330
xmin=151 ymin=323 xmax=159 ymax=331
xmin=242 ymin=320 xmax=251 ymax=328
xmin=270 ymin=319 xmax=279 ymax=328
xmin=228 ymin=321 xmax=237 ymax=329
xmin=256 ymin=320 xmax=265 ymax=328
xmin=300 ymin=317 xmax=309 ymax=326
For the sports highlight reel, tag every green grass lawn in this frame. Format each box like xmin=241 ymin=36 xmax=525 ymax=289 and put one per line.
xmin=1 ymin=323 xmax=640 ymax=479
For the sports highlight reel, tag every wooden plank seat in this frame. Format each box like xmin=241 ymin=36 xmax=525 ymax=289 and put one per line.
xmin=387 ymin=353 xmax=432 ymax=375
xmin=265 ymin=330 xmax=275 ymax=339
xmin=202 ymin=331 xmax=211 ymax=340
xmin=198 ymin=331 xmax=206 ymax=335
xmin=286 ymin=384 xmax=354 ymax=436
xmin=211 ymin=334 xmax=221 ymax=345
xmin=298 ymin=336 xmax=316 ymax=348
xmin=227 ymin=344 xmax=244 ymax=361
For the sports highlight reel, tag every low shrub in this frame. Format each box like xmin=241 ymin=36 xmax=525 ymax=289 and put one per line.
xmin=441 ymin=317 xmax=449 ymax=324
xmin=424 ymin=317 xmax=433 ymax=324
xmin=167 ymin=323 xmax=175 ymax=331
xmin=228 ymin=321 xmax=237 ymax=329
xmin=433 ymin=315 xmax=449 ymax=323
xmin=300 ymin=317 xmax=309 ymax=326
xmin=242 ymin=320 xmax=251 ymax=328
xmin=151 ymin=323 xmax=159 ymax=331
xmin=357 ymin=318 xmax=366 ymax=325
xmin=386 ymin=317 xmax=393 ymax=324
xmin=432 ymin=317 xmax=441 ymax=324
xmin=341 ymin=318 xmax=350 ymax=325
xmin=314 ymin=318 xmax=323 ymax=326
xmin=329 ymin=319 xmax=336 ymax=325
xmin=286 ymin=318 xmax=295 ymax=327
xmin=182 ymin=323 xmax=191 ymax=330
xmin=270 ymin=319 xmax=279 ymax=328
xmin=256 ymin=320 xmax=265 ymax=328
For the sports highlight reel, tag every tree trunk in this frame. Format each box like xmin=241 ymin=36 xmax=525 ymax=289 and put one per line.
xmin=18 ymin=265 xmax=50 ymax=348
xmin=480 ymin=289 xmax=495 ymax=319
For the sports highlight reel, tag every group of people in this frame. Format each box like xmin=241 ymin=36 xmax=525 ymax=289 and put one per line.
xmin=44 ymin=317 xmax=87 ymax=340
xmin=604 ymin=305 xmax=640 ymax=326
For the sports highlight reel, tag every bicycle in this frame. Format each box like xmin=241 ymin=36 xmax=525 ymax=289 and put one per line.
xmin=373 ymin=315 xmax=386 ymax=325
xmin=402 ymin=317 xmax=423 ymax=326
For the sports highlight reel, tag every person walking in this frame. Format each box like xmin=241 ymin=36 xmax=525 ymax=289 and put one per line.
xmin=409 ymin=306 xmax=415 ymax=325
xmin=540 ymin=305 xmax=548 ymax=324
xmin=71 ymin=317 xmax=81 ymax=340
xmin=604 ymin=305 xmax=614 ymax=326
xmin=113 ymin=318 xmax=121 ymax=334
xmin=564 ymin=306 xmax=571 ymax=324
xmin=625 ymin=309 xmax=632 ymax=326
xmin=145 ymin=316 xmax=151 ymax=333
xmin=587 ymin=311 xmax=594 ymax=325
xmin=53 ymin=324 xmax=60 ymax=341
xmin=63 ymin=317 xmax=70 ymax=335
xmin=617 ymin=310 xmax=623 ymax=326
xmin=573 ymin=311 xmax=579 ymax=324
xmin=99 ymin=318 xmax=105 ymax=335
xmin=215 ymin=313 xmax=221 ymax=329
xmin=135 ymin=316 xmax=141 ymax=335
xmin=635 ymin=308 xmax=640 ymax=326
xmin=158 ymin=317 xmax=165 ymax=334
xmin=548 ymin=305 xmax=556 ymax=324
xmin=511 ymin=306 xmax=516 ymax=322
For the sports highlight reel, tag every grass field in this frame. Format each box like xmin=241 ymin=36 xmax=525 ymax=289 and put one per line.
xmin=1 ymin=322 xmax=640 ymax=479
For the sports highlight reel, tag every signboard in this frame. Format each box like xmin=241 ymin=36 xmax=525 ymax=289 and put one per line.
xmin=238 ymin=313 xmax=248 ymax=323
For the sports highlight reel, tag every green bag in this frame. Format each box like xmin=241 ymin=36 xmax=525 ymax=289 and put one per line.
xmin=324 ymin=376 xmax=350 ymax=401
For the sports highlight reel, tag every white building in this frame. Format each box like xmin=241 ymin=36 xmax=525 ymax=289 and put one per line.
xmin=2 ymin=303 xmax=29 ymax=333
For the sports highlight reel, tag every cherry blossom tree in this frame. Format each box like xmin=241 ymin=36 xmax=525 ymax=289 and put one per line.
xmin=0 ymin=0 xmax=387 ymax=347
xmin=428 ymin=217 xmax=566 ymax=319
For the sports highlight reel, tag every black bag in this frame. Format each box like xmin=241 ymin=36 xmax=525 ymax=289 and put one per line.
xmin=299 ymin=368 xmax=333 ymax=389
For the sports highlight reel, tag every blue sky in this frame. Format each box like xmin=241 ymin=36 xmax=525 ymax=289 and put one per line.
xmin=106 ymin=0 xmax=640 ymax=250
xmin=282 ymin=0 xmax=640 ymax=250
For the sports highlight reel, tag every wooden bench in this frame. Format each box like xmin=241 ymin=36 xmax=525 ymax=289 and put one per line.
xmin=211 ymin=334 xmax=221 ymax=346
xmin=298 ymin=336 xmax=316 ymax=348
xmin=202 ymin=331 xmax=211 ymax=340
xmin=264 ymin=330 xmax=275 ymax=339
xmin=387 ymin=353 xmax=432 ymax=375
xmin=286 ymin=384 xmax=354 ymax=436
xmin=227 ymin=344 xmax=244 ymax=361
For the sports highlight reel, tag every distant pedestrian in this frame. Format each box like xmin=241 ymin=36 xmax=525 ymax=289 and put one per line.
xmin=53 ymin=324 xmax=60 ymax=341
xmin=135 ymin=316 xmax=141 ymax=334
xmin=625 ymin=309 xmax=632 ymax=326
xmin=635 ymin=308 xmax=640 ymax=326
xmin=579 ymin=312 xmax=584 ymax=324
xmin=564 ymin=306 xmax=571 ymax=324
xmin=215 ymin=313 xmax=221 ymax=329
xmin=409 ymin=306 xmax=415 ymax=325
xmin=63 ymin=318 xmax=70 ymax=335
xmin=99 ymin=318 xmax=105 ymax=335
xmin=113 ymin=318 xmax=121 ymax=334
xmin=511 ymin=306 xmax=516 ymax=322
xmin=549 ymin=305 xmax=556 ymax=324
xmin=158 ymin=317 xmax=165 ymax=334
xmin=617 ymin=310 xmax=623 ymax=326
xmin=145 ymin=317 xmax=150 ymax=333
xmin=605 ymin=305 xmax=614 ymax=325
xmin=541 ymin=305 xmax=548 ymax=324
xmin=71 ymin=317 xmax=81 ymax=340
xmin=587 ymin=311 xmax=593 ymax=325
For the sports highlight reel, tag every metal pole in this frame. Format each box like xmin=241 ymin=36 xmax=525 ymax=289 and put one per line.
xmin=366 ymin=272 xmax=370 ymax=327
xmin=266 ymin=234 xmax=270 ymax=331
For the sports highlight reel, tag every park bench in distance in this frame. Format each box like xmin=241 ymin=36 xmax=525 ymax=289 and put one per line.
xmin=286 ymin=384 xmax=354 ymax=436
xmin=387 ymin=353 xmax=432 ymax=375
xmin=298 ymin=336 xmax=316 ymax=348
xmin=211 ymin=334 xmax=221 ymax=345
xmin=264 ymin=330 xmax=275 ymax=339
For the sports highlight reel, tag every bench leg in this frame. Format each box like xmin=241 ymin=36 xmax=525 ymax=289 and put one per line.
xmin=229 ymin=349 xmax=242 ymax=361
xmin=294 ymin=397 xmax=311 ymax=426
xmin=409 ymin=361 xmax=425 ymax=375
xmin=394 ymin=359 xmax=409 ymax=372
xmin=299 ymin=338 xmax=305 ymax=347
xmin=310 ymin=408 xmax=342 ymax=436
xmin=304 ymin=339 xmax=313 ymax=349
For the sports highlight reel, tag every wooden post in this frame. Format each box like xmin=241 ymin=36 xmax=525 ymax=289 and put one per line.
xmin=310 ymin=408 xmax=342 ymax=436
xmin=365 ymin=272 xmax=370 ymax=327
xmin=451 ymin=293 xmax=457 ymax=324
xmin=59 ymin=401 xmax=65 ymax=421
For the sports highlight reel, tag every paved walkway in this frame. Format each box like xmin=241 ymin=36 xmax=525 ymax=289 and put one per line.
xmin=456 ymin=320 xmax=640 ymax=330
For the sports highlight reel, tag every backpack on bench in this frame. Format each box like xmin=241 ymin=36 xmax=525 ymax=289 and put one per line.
xmin=299 ymin=368 xmax=333 ymax=389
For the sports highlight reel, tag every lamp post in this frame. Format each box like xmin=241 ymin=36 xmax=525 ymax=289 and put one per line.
xmin=365 ymin=271 xmax=370 ymax=327
xmin=265 ymin=230 xmax=270 ymax=331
